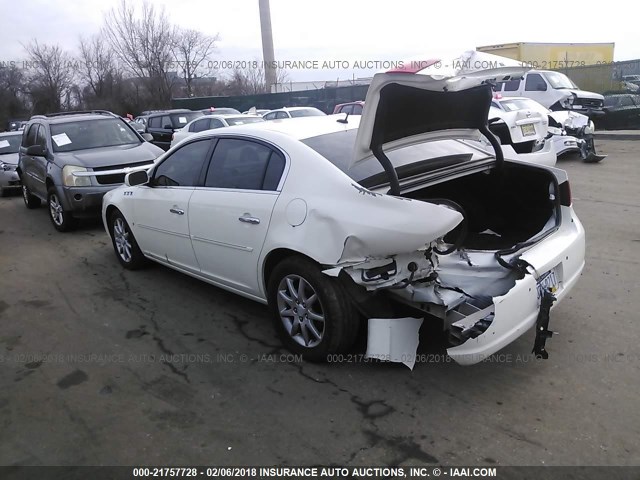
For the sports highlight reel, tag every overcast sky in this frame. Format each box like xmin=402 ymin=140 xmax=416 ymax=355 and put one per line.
xmin=1 ymin=0 xmax=636 ymax=82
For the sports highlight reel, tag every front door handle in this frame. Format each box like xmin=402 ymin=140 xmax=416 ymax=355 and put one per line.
xmin=238 ymin=216 xmax=260 ymax=224
xmin=169 ymin=207 xmax=184 ymax=215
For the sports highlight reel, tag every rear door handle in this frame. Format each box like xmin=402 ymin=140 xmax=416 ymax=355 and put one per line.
xmin=238 ymin=216 xmax=260 ymax=224
xmin=170 ymin=207 xmax=184 ymax=215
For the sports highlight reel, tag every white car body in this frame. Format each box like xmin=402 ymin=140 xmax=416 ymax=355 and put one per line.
xmin=492 ymin=96 xmax=595 ymax=157
xmin=262 ymin=107 xmax=327 ymax=120
xmin=170 ymin=114 xmax=264 ymax=148
xmin=102 ymin=65 xmax=585 ymax=366
xmin=485 ymin=105 xmax=556 ymax=166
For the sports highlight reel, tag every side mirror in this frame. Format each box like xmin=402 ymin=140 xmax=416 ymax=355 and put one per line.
xmin=141 ymin=133 xmax=154 ymax=142
xmin=125 ymin=169 xmax=149 ymax=187
xmin=26 ymin=144 xmax=47 ymax=157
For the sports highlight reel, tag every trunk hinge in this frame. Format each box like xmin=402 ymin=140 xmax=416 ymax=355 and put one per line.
xmin=532 ymin=289 xmax=557 ymax=359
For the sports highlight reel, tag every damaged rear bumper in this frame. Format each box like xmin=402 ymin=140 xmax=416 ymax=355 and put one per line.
xmin=446 ymin=211 xmax=585 ymax=365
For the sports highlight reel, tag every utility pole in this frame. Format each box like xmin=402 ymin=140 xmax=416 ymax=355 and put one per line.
xmin=259 ymin=0 xmax=277 ymax=93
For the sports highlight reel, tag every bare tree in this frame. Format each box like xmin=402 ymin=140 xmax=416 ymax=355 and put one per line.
xmin=103 ymin=0 xmax=176 ymax=106
xmin=172 ymin=28 xmax=219 ymax=97
xmin=78 ymin=34 xmax=121 ymax=100
xmin=0 ymin=65 xmax=29 ymax=127
xmin=227 ymin=62 xmax=289 ymax=95
xmin=23 ymin=41 xmax=75 ymax=113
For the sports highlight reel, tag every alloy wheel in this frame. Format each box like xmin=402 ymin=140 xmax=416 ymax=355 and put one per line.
xmin=276 ymin=274 xmax=325 ymax=348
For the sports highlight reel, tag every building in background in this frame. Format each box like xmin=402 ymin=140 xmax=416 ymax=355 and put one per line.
xmin=476 ymin=42 xmax=615 ymax=67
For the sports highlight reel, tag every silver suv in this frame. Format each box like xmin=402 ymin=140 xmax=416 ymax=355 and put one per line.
xmin=18 ymin=111 xmax=164 ymax=232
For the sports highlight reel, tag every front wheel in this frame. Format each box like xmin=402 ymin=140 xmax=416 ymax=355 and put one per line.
xmin=47 ymin=187 xmax=75 ymax=232
xmin=267 ymin=256 xmax=360 ymax=361
xmin=109 ymin=209 xmax=148 ymax=270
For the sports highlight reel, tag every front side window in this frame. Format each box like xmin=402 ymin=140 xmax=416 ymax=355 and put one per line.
xmin=338 ymin=105 xmax=354 ymax=115
xmin=50 ymin=119 xmax=140 ymax=153
xmin=264 ymin=112 xmax=277 ymax=120
xmin=148 ymin=117 xmax=161 ymax=128
xmin=352 ymin=104 xmax=363 ymax=115
xmin=525 ymin=73 xmax=547 ymax=92
xmin=205 ymin=138 xmax=285 ymax=191
xmin=153 ymin=139 xmax=212 ymax=187
xmin=23 ymin=124 xmax=38 ymax=147
xmin=275 ymin=111 xmax=289 ymax=119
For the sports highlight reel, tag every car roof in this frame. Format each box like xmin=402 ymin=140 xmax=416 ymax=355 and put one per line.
xmin=33 ymin=114 xmax=122 ymax=124
xmin=188 ymin=114 xmax=360 ymax=142
xmin=269 ymin=106 xmax=322 ymax=112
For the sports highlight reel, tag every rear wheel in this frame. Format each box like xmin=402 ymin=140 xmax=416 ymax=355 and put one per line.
xmin=22 ymin=185 xmax=41 ymax=208
xmin=47 ymin=187 xmax=75 ymax=232
xmin=267 ymin=256 xmax=360 ymax=361
xmin=109 ymin=209 xmax=148 ymax=270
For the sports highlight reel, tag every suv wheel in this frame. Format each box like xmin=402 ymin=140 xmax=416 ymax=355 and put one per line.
xmin=22 ymin=185 xmax=41 ymax=208
xmin=47 ymin=187 xmax=75 ymax=232
xmin=267 ymin=255 xmax=360 ymax=361
xmin=109 ymin=209 xmax=147 ymax=270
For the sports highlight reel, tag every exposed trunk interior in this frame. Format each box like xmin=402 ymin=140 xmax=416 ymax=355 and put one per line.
xmin=405 ymin=163 xmax=558 ymax=250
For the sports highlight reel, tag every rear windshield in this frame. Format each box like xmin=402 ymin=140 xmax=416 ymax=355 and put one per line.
xmin=0 ymin=134 xmax=22 ymax=154
xmin=289 ymin=108 xmax=326 ymax=118
xmin=171 ymin=112 xmax=204 ymax=128
xmin=500 ymin=98 xmax=549 ymax=113
xmin=225 ymin=116 xmax=265 ymax=126
xmin=50 ymin=118 xmax=141 ymax=152
xmin=301 ymin=129 xmax=492 ymax=188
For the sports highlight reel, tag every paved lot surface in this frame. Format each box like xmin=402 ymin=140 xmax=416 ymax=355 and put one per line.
xmin=0 ymin=140 xmax=638 ymax=467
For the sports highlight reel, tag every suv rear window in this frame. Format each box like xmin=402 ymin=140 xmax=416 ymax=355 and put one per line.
xmin=170 ymin=112 xmax=203 ymax=128
xmin=50 ymin=118 xmax=141 ymax=152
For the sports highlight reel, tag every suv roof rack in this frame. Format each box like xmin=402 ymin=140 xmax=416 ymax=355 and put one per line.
xmin=31 ymin=110 xmax=118 ymax=120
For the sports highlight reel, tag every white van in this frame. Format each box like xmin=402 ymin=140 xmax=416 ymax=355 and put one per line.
xmin=494 ymin=70 xmax=604 ymax=118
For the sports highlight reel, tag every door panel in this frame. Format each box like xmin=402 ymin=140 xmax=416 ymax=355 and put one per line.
xmin=189 ymin=189 xmax=278 ymax=294
xmin=132 ymin=187 xmax=199 ymax=271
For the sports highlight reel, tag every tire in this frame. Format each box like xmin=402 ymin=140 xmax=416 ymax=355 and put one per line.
xmin=267 ymin=255 xmax=360 ymax=361
xmin=47 ymin=187 xmax=75 ymax=232
xmin=108 ymin=209 xmax=148 ymax=270
xmin=22 ymin=184 xmax=41 ymax=209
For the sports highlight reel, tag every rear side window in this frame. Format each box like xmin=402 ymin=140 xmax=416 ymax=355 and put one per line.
xmin=153 ymin=139 xmax=212 ymax=187
xmin=264 ymin=112 xmax=277 ymax=120
xmin=525 ymin=74 xmax=547 ymax=91
xmin=503 ymin=79 xmax=521 ymax=92
xmin=618 ymin=96 xmax=634 ymax=107
xmin=275 ymin=111 xmax=289 ymax=119
xmin=352 ymin=104 xmax=363 ymax=115
xmin=35 ymin=125 xmax=47 ymax=147
xmin=209 ymin=118 xmax=225 ymax=128
xmin=190 ymin=118 xmax=211 ymax=133
xmin=148 ymin=117 xmax=160 ymax=128
xmin=339 ymin=105 xmax=354 ymax=114
xmin=205 ymin=138 xmax=285 ymax=191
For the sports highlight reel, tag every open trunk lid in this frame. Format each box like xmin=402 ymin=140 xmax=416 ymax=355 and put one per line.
xmin=352 ymin=51 xmax=530 ymax=168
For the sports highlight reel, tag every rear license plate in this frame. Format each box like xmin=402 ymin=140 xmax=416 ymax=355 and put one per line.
xmin=537 ymin=269 xmax=559 ymax=297
xmin=520 ymin=123 xmax=536 ymax=136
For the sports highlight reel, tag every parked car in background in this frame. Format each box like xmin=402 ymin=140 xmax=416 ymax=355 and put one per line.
xmin=18 ymin=111 xmax=163 ymax=231
xmin=486 ymin=103 xmax=555 ymax=166
xmin=262 ymin=107 xmax=326 ymax=120
xmin=170 ymin=114 xmax=265 ymax=148
xmin=202 ymin=107 xmax=241 ymax=115
xmin=7 ymin=120 xmax=28 ymax=131
xmin=145 ymin=109 xmax=204 ymax=150
xmin=621 ymin=75 xmax=640 ymax=93
xmin=491 ymin=95 xmax=605 ymax=162
xmin=494 ymin=70 xmax=604 ymax=118
xmin=243 ymin=108 xmax=270 ymax=116
xmin=0 ymin=131 xmax=23 ymax=196
xmin=333 ymin=101 xmax=364 ymax=115
xmin=598 ymin=94 xmax=640 ymax=130
xmin=102 ymin=67 xmax=584 ymax=366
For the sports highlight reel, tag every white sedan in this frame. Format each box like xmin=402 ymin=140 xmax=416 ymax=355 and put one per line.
xmin=102 ymin=67 xmax=585 ymax=366
xmin=170 ymin=114 xmax=264 ymax=148
xmin=262 ymin=107 xmax=326 ymax=120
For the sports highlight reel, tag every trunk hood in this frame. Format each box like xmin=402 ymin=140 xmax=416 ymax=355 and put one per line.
xmin=56 ymin=142 xmax=162 ymax=168
xmin=353 ymin=51 xmax=529 ymax=168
